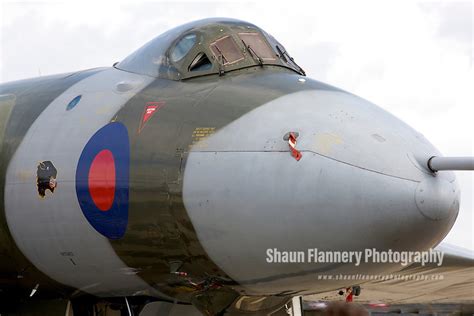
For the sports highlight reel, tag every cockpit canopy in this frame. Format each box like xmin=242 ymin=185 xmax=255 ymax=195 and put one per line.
xmin=115 ymin=18 xmax=305 ymax=80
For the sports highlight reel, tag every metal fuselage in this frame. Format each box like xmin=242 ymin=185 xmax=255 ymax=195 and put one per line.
xmin=0 ymin=19 xmax=460 ymax=306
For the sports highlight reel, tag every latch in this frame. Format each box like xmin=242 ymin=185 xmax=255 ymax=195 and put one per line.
xmin=283 ymin=132 xmax=302 ymax=161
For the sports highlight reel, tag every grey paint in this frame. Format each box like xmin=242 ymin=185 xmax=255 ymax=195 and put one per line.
xmin=183 ymin=90 xmax=459 ymax=295
xmin=415 ymin=177 xmax=459 ymax=220
xmin=184 ymin=90 xmax=444 ymax=182
xmin=428 ymin=156 xmax=474 ymax=171
xmin=4 ymin=68 xmax=158 ymax=296
xmin=0 ymin=17 xmax=470 ymax=312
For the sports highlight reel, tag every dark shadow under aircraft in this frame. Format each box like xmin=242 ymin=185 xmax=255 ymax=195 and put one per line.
xmin=0 ymin=18 xmax=473 ymax=315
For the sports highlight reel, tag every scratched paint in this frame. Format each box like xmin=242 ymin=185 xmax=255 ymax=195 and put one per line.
xmin=36 ymin=161 xmax=58 ymax=198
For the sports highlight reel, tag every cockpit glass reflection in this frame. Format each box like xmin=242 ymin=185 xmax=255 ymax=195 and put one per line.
xmin=171 ymin=33 xmax=197 ymax=62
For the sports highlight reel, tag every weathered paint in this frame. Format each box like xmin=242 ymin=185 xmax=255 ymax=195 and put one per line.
xmin=0 ymin=18 xmax=463 ymax=315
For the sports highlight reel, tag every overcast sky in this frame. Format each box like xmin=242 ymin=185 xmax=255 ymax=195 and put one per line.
xmin=1 ymin=0 xmax=473 ymax=250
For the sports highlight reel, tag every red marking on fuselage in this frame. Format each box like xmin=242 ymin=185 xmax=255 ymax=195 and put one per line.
xmin=138 ymin=101 xmax=165 ymax=133
xmin=88 ymin=149 xmax=116 ymax=211
xmin=288 ymin=132 xmax=302 ymax=161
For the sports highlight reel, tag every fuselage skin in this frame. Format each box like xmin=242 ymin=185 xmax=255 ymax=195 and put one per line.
xmin=0 ymin=64 xmax=459 ymax=305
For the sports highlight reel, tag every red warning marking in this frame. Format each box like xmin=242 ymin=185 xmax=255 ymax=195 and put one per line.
xmin=288 ymin=132 xmax=302 ymax=161
xmin=88 ymin=149 xmax=116 ymax=211
xmin=138 ymin=101 xmax=165 ymax=133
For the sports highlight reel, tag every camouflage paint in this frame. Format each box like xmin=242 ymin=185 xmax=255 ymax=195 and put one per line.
xmin=0 ymin=68 xmax=104 ymax=304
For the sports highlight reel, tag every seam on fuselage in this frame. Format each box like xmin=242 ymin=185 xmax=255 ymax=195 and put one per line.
xmin=190 ymin=150 xmax=420 ymax=183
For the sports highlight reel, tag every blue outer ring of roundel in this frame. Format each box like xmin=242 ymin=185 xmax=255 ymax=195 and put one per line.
xmin=76 ymin=122 xmax=130 ymax=239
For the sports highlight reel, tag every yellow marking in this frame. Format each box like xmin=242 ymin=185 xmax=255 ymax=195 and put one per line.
xmin=190 ymin=127 xmax=216 ymax=149
xmin=314 ymin=133 xmax=343 ymax=155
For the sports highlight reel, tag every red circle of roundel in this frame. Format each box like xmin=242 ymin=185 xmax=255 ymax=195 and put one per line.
xmin=88 ymin=149 xmax=116 ymax=211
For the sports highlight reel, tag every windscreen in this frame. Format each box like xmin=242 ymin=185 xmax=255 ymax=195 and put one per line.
xmin=209 ymin=35 xmax=245 ymax=65
xmin=238 ymin=32 xmax=276 ymax=61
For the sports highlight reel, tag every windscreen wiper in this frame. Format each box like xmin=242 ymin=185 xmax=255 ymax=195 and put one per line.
xmin=213 ymin=46 xmax=227 ymax=76
xmin=242 ymin=40 xmax=263 ymax=66
xmin=276 ymin=45 xmax=306 ymax=76
xmin=276 ymin=45 xmax=288 ymax=63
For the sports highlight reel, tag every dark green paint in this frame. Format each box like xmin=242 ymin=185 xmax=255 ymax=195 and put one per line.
xmin=0 ymin=68 xmax=105 ymax=306
xmin=0 ymin=34 xmax=340 ymax=314
xmin=111 ymin=66 xmax=335 ymax=302
xmin=0 ymin=64 xmax=337 ymax=307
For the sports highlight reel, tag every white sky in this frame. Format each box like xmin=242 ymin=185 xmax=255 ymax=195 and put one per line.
xmin=1 ymin=0 xmax=473 ymax=250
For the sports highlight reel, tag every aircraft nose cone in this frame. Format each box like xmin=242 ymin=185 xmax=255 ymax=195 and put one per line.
xmin=415 ymin=176 xmax=460 ymax=221
xmin=183 ymin=87 xmax=462 ymax=295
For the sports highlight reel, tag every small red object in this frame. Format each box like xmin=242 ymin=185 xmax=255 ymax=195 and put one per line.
xmin=288 ymin=132 xmax=302 ymax=161
xmin=138 ymin=101 xmax=165 ymax=133
xmin=173 ymin=271 xmax=188 ymax=277
xmin=345 ymin=287 xmax=354 ymax=302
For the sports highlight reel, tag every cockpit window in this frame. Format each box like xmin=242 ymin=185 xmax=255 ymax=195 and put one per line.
xmin=115 ymin=18 xmax=305 ymax=80
xmin=171 ymin=33 xmax=197 ymax=62
xmin=238 ymin=33 xmax=275 ymax=61
xmin=189 ymin=52 xmax=212 ymax=72
xmin=209 ymin=35 xmax=244 ymax=65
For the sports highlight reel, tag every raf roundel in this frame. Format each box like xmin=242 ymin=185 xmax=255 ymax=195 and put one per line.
xmin=76 ymin=122 xmax=130 ymax=239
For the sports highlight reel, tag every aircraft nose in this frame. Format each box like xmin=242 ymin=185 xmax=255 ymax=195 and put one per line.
xmin=415 ymin=175 xmax=459 ymax=221
xmin=182 ymin=88 xmax=460 ymax=294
